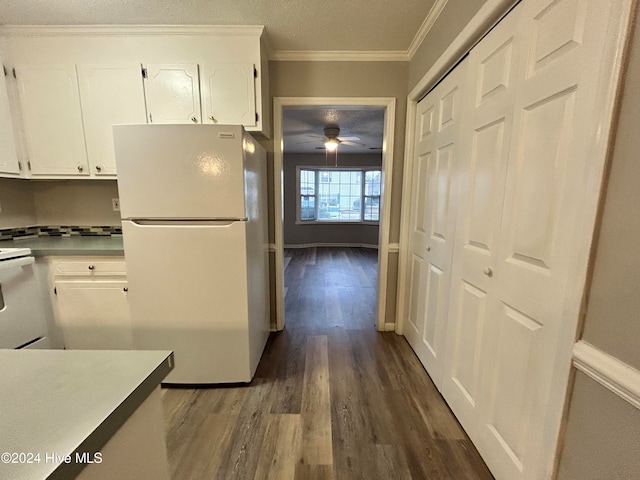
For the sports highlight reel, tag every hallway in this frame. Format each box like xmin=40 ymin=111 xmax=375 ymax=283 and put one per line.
xmin=162 ymin=247 xmax=492 ymax=479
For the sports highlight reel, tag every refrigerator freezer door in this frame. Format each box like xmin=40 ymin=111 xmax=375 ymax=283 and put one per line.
xmin=114 ymin=124 xmax=246 ymax=220
xmin=122 ymin=219 xmax=251 ymax=383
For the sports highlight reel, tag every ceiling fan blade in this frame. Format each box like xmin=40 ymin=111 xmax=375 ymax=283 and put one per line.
xmin=337 ymin=136 xmax=361 ymax=141
xmin=296 ymin=140 xmax=323 ymax=145
xmin=340 ymin=140 xmax=366 ymax=147
xmin=305 ymin=134 xmax=326 ymax=139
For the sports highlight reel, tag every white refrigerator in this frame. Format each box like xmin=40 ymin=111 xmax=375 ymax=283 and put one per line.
xmin=113 ymin=124 xmax=270 ymax=384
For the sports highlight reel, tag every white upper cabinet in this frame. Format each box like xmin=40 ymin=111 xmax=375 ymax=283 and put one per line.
xmin=77 ymin=64 xmax=148 ymax=176
xmin=0 ymin=25 xmax=269 ymax=179
xmin=143 ymin=63 xmax=201 ymax=124
xmin=0 ymin=63 xmax=20 ymax=175
xmin=201 ymin=63 xmax=256 ymax=127
xmin=15 ymin=64 xmax=89 ymax=176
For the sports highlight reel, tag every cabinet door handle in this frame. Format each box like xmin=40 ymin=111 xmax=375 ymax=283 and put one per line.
xmin=209 ymin=115 xmax=217 ymax=123
xmin=483 ymin=267 xmax=493 ymax=277
xmin=123 ymin=287 xmax=128 ymax=292
xmin=426 ymin=245 xmax=431 ymax=252
xmin=88 ymin=265 xmax=95 ymax=270
xmin=191 ymin=117 xmax=198 ymax=123
xmin=77 ymin=165 xmax=84 ymax=172
xmin=95 ymin=165 xmax=102 ymax=172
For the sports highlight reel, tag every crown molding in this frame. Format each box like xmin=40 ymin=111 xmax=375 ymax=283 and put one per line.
xmin=270 ymin=50 xmax=408 ymax=62
xmin=0 ymin=24 xmax=265 ymax=37
xmin=407 ymin=0 xmax=449 ymax=60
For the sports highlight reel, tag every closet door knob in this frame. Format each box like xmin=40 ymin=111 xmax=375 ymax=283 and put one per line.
xmin=483 ymin=267 xmax=493 ymax=277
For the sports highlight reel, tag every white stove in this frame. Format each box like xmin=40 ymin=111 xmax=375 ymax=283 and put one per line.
xmin=0 ymin=247 xmax=50 ymax=349
xmin=0 ymin=247 xmax=32 ymax=261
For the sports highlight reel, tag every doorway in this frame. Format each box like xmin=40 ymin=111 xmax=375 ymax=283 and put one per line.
xmin=273 ymin=97 xmax=396 ymax=331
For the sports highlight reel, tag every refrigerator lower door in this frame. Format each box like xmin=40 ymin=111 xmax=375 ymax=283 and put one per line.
xmin=122 ymin=219 xmax=252 ymax=383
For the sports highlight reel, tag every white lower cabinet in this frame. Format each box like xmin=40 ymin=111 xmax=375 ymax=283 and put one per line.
xmin=50 ymin=257 xmax=132 ymax=350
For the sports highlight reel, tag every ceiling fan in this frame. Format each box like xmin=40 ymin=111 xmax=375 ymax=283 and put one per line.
xmin=302 ymin=126 xmax=365 ymax=151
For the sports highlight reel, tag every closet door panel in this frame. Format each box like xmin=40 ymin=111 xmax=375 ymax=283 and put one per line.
xmin=405 ymin=59 xmax=468 ymax=389
xmin=404 ymin=96 xmax=436 ymax=367
xmin=478 ymin=0 xmax=626 ymax=478
xmin=442 ymin=1 xmax=520 ymax=435
xmin=448 ymin=280 xmax=487 ymax=405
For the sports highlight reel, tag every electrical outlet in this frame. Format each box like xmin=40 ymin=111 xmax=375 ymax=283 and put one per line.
xmin=112 ymin=198 xmax=120 ymax=211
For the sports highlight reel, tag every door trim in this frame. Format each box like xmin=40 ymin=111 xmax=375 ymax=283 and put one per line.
xmin=273 ymin=96 xmax=396 ymax=332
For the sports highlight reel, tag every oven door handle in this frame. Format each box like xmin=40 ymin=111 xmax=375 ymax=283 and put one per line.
xmin=0 ymin=256 xmax=34 ymax=272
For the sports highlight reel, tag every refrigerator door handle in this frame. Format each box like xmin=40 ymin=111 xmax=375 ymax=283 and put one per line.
xmin=130 ymin=219 xmax=247 ymax=226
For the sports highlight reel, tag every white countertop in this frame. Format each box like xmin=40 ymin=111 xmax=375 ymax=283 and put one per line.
xmin=0 ymin=349 xmax=173 ymax=480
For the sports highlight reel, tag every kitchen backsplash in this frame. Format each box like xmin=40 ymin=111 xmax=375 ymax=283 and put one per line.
xmin=0 ymin=225 xmax=122 ymax=241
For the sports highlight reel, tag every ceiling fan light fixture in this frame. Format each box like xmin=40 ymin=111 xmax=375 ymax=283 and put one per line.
xmin=324 ymin=138 xmax=339 ymax=151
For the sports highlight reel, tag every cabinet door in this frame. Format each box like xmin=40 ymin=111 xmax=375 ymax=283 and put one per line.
xmin=0 ymin=62 xmax=20 ymax=175
xmin=15 ymin=64 xmax=89 ymax=176
xmin=55 ymin=280 xmax=132 ymax=350
xmin=143 ymin=63 xmax=201 ymax=124
xmin=201 ymin=63 xmax=256 ymax=127
xmin=77 ymin=64 xmax=147 ymax=176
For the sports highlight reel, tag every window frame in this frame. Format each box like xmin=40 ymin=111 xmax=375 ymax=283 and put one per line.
xmin=295 ymin=166 xmax=382 ymax=225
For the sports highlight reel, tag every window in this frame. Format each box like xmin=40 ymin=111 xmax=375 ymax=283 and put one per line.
xmin=297 ymin=167 xmax=381 ymax=223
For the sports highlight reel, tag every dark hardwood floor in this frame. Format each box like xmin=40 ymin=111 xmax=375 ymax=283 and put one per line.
xmin=162 ymin=247 xmax=493 ymax=479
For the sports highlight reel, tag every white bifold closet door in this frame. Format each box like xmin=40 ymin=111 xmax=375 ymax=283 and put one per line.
xmin=404 ymin=58 xmax=468 ymax=390
xmin=404 ymin=0 xmax=633 ymax=479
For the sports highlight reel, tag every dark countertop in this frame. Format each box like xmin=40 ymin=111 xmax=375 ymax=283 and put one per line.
xmin=2 ymin=236 xmax=125 ymax=257
xmin=0 ymin=349 xmax=173 ymax=480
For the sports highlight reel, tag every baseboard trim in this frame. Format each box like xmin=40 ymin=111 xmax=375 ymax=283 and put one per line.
xmin=284 ymin=243 xmax=379 ymax=249
xmin=383 ymin=322 xmax=396 ymax=332
xmin=573 ymin=340 xmax=640 ymax=410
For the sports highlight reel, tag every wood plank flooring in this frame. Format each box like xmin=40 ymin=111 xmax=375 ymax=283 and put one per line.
xmin=162 ymin=247 xmax=493 ymax=479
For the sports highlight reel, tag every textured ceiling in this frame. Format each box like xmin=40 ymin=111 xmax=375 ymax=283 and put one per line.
xmin=283 ymin=106 xmax=385 ymax=154
xmin=0 ymin=0 xmax=436 ymax=52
